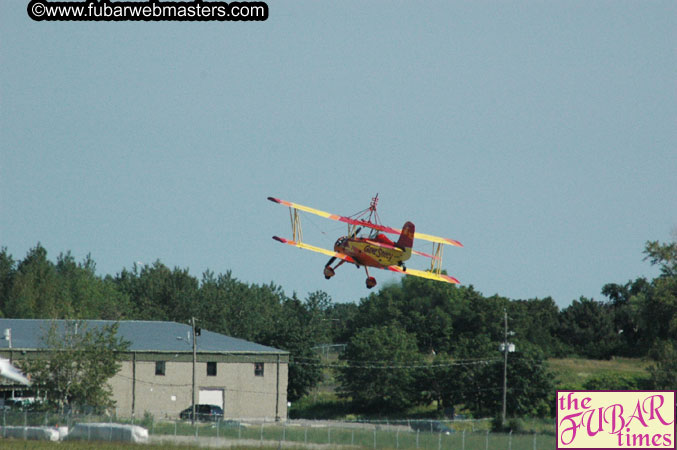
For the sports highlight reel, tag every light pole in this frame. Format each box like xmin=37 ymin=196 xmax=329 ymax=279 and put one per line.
xmin=191 ymin=317 xmax=197 ymax=426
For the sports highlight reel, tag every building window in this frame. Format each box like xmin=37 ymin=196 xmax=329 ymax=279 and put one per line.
xmin=254 ymin=362 xmax=264 ymax=377
xmin=155 ymin=361 xmax=166 ymax=376
xmin=207 ymin=361 xmax=217 ymax=376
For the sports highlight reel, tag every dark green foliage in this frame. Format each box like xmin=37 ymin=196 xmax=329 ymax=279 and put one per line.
xmin=0 ymin=245 xmax=134 ymax=320
xmin=349 ymin=277 xmax=500 ymax=355
xmin=339 ymin=325 xmax=424 ymax=412
xmin=602 ymin=278 xmax=652 ymax=356
xmin=508 ymin=297 xmax=567 ymax=357
xmin=557 ymin=297 xmax=619 ymax=359
xmin=4 ymin=244 xmax=60 ymax=318
xmin=113 ymin=261 xmax=200 ymax=322
xmin=0 ymin=247 xmax=15 ymax=316
xmin=458 ymin=344 xmax=554 ymax=418
xmin=649 ymin=340 xmax=677 ymax=390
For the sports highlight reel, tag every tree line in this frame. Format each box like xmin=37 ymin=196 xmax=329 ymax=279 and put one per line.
xmin=0 ymin=239 xmax=675 ymax=417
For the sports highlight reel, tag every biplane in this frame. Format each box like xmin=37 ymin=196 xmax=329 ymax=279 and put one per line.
xmin=268 ymin=195 xmax=462 ymax=289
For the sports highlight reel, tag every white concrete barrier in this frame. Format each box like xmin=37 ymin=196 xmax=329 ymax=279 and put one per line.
xmin=66 ymin=422 xmax=149 ymax=443
xmin=0 ymin=426 xmax=60 ymax=441
xmin=56 ymin=426 xmax=69 ymax=440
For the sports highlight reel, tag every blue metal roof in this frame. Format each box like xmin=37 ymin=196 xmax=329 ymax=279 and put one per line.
xmin=0 ymin=319 xmax=286 ymax=354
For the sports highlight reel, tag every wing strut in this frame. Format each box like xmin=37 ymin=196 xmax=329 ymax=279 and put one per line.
xmin=290 ymin=207 xmax=303 ymax=243
xmin=430 ymin=243 xmax=444 ymax=275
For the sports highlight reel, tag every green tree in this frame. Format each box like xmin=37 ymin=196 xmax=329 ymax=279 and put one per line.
xmin=420 ymin=334 xmax=495 ymax=417
xmin=557 ymin=297 xmax=619 ymax=358
xmin=324 ymin=301 xmax=359 ymax=344
xmin=601 ymin=239 xmax=677 ymax=358
xmin=648 ymin=341 xmax=677 ymax=390
xmin=195 ymin=271 xmax=283 ymax=342
xmin=114 ymin=261 xmax=199 ymax=322
xmin=350 ymin=277 xmax=493 ymax=355
xmin=459 ymin=344 xmax=554 ymax=418
xmin=644 ymin=240 xmax=677 ymax=278
xmin=508 ymin=297 xmax=566 ymax=357
xmin=5 ymin=244 xmax=60 ymax=318
xmin=602 ymin=278 xmax=652 ymax=356
xmin=55 ymin=252 xmax=135 ymax=320
xmin=643 ymin=238 xmax=677 ymax=388
xmin=339 ymin=325 xmax=423 ymax=412
xmin=24 ymin=320 xmax=130 ymax=411
xmin=0 ymin=247 xmax=16 ymax=317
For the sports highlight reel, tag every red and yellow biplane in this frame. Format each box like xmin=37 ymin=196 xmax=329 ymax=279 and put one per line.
xmin=268 ymin=195 xmax=462 ymax=289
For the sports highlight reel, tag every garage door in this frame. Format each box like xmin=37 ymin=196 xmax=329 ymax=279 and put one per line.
xmin=199 ymin=389 xmax=224 ymax=409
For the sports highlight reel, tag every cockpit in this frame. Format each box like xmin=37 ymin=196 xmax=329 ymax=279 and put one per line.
xmin=335 ymin=237 xmax=348 ymax=248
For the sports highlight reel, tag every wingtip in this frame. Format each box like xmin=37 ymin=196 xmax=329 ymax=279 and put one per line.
xmin=446 ymin=276 xmax=461 ymax=284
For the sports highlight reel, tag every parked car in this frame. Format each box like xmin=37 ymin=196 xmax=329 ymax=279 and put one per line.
xmin=410 ymin=421 xmax=454 ymax=435
xmin=179 ymin=404 xmax=224 ymax=422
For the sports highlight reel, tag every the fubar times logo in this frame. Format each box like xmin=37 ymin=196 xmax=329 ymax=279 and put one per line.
xmin=557 ymin=390 xmax=676 ymax=449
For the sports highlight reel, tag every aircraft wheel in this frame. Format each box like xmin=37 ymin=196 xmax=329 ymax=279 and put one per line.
xmin=324 ymin=266 xmax=335 ymax=280
xmin=366 ymin=277 xmax=377 ymax=289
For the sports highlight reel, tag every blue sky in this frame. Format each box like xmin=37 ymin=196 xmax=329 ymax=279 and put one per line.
xmin=2 ymin=1 xmax=675 ymax=308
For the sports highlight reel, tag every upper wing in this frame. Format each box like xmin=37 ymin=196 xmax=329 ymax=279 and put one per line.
xmin=268 ymin=196 xmax=463 ymax=247
xmin=272 ymin=236 xmax=357 ymax=264
xmin=386 ymin=266 xmax=460 ymax=284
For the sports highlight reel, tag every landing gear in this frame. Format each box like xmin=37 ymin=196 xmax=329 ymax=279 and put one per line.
xmin=364 ymin=266 xmax=377 ymax=289
xmin=398 ymin=261 xmax=407 ymax=272
xmin=324 ymin=257 xmax=345 ymax=280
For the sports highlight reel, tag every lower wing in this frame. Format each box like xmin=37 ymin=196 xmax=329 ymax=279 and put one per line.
xmin=272 ymin=236 xmax=459 ymax=285
xmin=387 ymin=266 xmax=460 ymax=284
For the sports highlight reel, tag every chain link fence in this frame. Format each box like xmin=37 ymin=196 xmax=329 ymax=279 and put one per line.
xmin=0 ymin=410 xmax=555 ymax=449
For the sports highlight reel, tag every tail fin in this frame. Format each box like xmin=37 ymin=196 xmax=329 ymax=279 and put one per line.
xmin=396 ymin=221 xmax=415 ymax=250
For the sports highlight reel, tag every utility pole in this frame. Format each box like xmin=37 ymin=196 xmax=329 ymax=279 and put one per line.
xmin=502 ymin=310 xmax=508 ymax=427
xmin=191 ymin=317 xmax=197 ymax=426
xmin=501 ymin=310 xmax=516 ymax=427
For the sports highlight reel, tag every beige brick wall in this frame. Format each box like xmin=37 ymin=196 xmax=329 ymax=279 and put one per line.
xmin=110 ymin=356 xmax=288 ymax=421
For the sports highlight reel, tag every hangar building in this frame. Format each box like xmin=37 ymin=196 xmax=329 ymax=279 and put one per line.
xmin=0 ymin=318 xmax=289 ymax=420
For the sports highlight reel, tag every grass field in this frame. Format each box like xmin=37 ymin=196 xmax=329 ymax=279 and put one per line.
xmin=0 ymin=429 xmax=557 ymax=450
xmin=0 ymin=441 xmax=156 ymax=450
xmin=548 ymin=356 xmax=650 ymax=388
